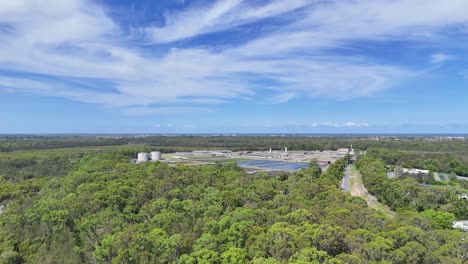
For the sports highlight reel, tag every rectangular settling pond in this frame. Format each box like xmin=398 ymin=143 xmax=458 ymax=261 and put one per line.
xmin=237 ymin=160 xmax=309 ymax=171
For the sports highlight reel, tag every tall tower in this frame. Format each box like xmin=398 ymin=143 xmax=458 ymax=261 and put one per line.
xmin=285 ymin=147 xmax=288 ymax=153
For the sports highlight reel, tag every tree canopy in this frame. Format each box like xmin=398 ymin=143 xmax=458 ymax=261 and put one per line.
xmin=0 ymin=138 xmax=467 ymax=263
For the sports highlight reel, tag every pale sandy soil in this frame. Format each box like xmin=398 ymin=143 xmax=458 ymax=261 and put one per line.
xmin=350 ymin=166 xmax=395 ymax=218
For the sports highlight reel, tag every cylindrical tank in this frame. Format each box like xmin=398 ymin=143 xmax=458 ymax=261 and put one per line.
xmin=151 ymin=151 xmax=161 ymax=161
xmin=137 ymin=152 xmax=149 ymax=162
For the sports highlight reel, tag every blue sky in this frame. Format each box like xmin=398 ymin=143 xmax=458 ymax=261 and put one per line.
xmin=1 ymin=0 xmax=468 ymax=133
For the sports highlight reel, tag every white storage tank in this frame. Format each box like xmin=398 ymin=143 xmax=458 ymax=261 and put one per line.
xmin=137 ymin=152 xmax=149 ymax=163
xmin=151 ymin=151 xmax=161 ymax=161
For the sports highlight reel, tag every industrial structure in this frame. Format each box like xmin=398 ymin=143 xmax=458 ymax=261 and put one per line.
xmin=137 ymin=152 xmax=149 ymax=163
xmin=136 ymin=151 xmax=162 ymax=163
xmin=151 ymin=151 xmax=161 ymax=161
xmin=134 ymin=147 xmax=355 ymax=172
xmin=337 ymin=148 xmax=350 ymax=154
xmin=192 ymin=150 xmax=232 ymax=156
xmin=401 ymin=168 xmax=430 ymax=175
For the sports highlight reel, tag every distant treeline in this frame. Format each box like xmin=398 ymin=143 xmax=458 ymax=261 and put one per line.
xmin=2 ymin=136 xmax=468 ymax=155
xmin=0 ymin=137 xmax=130 ymax=152
xmin=366 ymin=148 xmax=468 ymax=177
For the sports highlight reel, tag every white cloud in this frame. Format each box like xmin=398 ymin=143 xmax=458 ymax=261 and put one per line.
xmin=230 ymin=0 xmax=468 ymax=57
xmin=430 ymin=53 xmax=452 ymax=64
xmin=146 ymin=0 xmax=311 ymax=43
xmin=1 ymin=0 xmax=468 ymax=115
xmin=147 ymin=0 xmax=243 ymax=43
xmin=122 ymin=106 xmax=212 ymax=116
xmin=0 ymin=76 xmax=53 ymax=91
xmin=320 ymin=122 xmax=369 ymax=128
xmin=322 ymin=122 xmax=340 ymax=127
xmin=343 ymin=122 xmax=369 ymax=128
xmin=269 ymin=92 xmax=296 ymax=104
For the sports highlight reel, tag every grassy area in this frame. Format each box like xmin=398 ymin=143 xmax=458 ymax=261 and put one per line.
xmin=369 ymin=201 xmax=395 ymax=218
xmin=350 ymin=165 xmax=395 ymax=218
xmin=350 ymin=177 xmax=355 ymax=187
xmin=437 ymin=173 xmax=449 ymax=181
xmin=0 ymin=144 xmax=241 ymax=159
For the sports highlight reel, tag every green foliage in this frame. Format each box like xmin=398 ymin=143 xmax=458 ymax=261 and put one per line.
xmin=220 ymin=247 xmax=246 ymax=264
xmin=0 ymin=154 xmax=82 ymax=183
xmin=288 ymin=247 xmax=329 ymax=263
xmin=357 ymin=154 xmax=468 ymax=219
xmin=420 ymin=210 xmax=456 ymax=229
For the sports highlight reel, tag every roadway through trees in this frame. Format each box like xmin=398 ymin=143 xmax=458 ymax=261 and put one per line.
xmin=347 ymin=165 xmax=395 ymax=218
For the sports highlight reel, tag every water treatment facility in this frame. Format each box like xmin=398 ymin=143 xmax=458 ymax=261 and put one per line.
xmin=134 ymin=147 xmax=354 ymax=172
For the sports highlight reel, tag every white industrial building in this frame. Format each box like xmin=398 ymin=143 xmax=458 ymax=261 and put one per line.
xmin=137 ymin=152 xmax=149 ymax=163
xmin=337 ymin=148 xmax=350 ymax=154
xmin=151 ymin=151 xmax=161 ymax=161
xmin=192 ymin=150 xmax=231 ymax=156
xmin=136 ymin=151 xmax=162 ymax=163
xmin=402 ymin=168 xmax=430 ymax=175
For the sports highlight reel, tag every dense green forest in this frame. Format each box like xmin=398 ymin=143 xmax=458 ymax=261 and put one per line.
xmin=0 ymin=137 xmax=467 ymax=263
xmin=356 ymin=153 xmax=468 ymax=218
xmin=364 ymin=148 xmax=468 ymax=177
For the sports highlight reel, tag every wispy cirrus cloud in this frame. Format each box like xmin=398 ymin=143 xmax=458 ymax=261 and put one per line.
xmin=320 ymin=122 xmax=368 ymax=128
xmin=1 ymin=0 xmax=468 ymax=116
xmin=343 ymin=122 xmax=369 ymax=128
xmin=122 ymin=106 xmax=213 ymax=116
xmin=145 ymin=0 xmax=312 ymax=43
xmin=269 ymin=92 xmax=296 ymax=104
